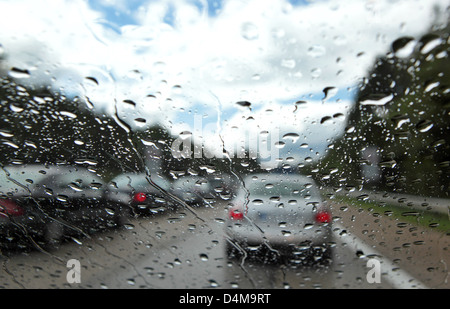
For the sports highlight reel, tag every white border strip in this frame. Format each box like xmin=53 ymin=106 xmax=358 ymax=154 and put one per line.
xmin=334 ymin=223 xmax=428 ymax=289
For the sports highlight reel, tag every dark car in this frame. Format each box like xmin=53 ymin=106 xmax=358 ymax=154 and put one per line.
xmin=0 ymin=165 xmax=127 ymax=249
xmin=0 ymin=198 xmax=46 ymax=251
xmin=105 ymin=172 xmax=173 ymax=215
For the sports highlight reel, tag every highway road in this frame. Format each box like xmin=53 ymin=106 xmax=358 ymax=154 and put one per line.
xmin=0 ymin=199 xmax=448 ymax=289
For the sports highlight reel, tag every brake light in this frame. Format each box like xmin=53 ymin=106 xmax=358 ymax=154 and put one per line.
xmin=0 ymin=199 xmax=25 ymax=218
xmin=315 ymin=211 xmax=331 ymax=223
xmin=229 ymin=209 xmax=244 ymax=220
xmin=133 ymin=192 xmax=147 ymax=203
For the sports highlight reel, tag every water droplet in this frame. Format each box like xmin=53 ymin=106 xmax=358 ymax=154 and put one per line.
xmin=424 ymin=81 xmax=440 ymax=92
xmin=172 ymin=85 xmax=182 ymax=94
xmin=134 ymin=118 xmax=147 ymax=127
xmin=281 ymin=59 xmax=296 ymax=69
xmin=124 ymin=223 xmax=135 ymax=230
xmin=241 ymin=22 xmax=259 ymax=40
xmin=274 ymin=141 xmax=285 ymax=148
xmin=0 ymin=130 xmax=13 ymax=138
xmin=391 ymin=115 xmax=410 ymax=129
xmin=8 ymin=67 xmax=30 ymax=79
xmin=360 ymin=94 xmax=394 ymax=106
xmin=300 ymin=143 xmax=309 ymax=148
xmin=85 ymin=76 xmax=99 ymax=85
xmin=293 ymin=100 xmax=307 ymax=112
xmin=322 ymin=87 xmax=338 ymax=100
xmin=392 ymin=37 xmax=416 ymax=58
xmin=282 ymin=133 xmax=300 ymax=143
xmin=74 ymin=158 xmax=98 ymax=166
xmin=60 ymin=111 xmax=77 ymax=119
xmin=320 ymin=116 xmax=333 ymax=124
xmin=416 ymin=120 xmax=433 ymax=133
xmin=236 ymin=101 xmax=251 ymax=109
xmin=71 ymin=237 xmax=83 ymax=245
xmin=56 ymin=195 xmax=68 ymax=202
xmin=310 ymin=68 xmax=322 ymax=78
xmin=3 ymin=141 xmax=19 ymax=149
xmin=419 ymin=34 xmax=442 ymax=54
xmin=200 ymin=253 xmax=209 ymax=261
xmin=281 ymin=230 xmax=291 ymax=236
xmin=401 ymin=211 xmax=420 ymax=217
xmin=68 ymin=183 xmax=83 ymax=192
xmin=44 ymin=187 xmax=53 ymax=196
xmin=307 ymin=45 xmax=326 ymax=58
xmin=105 ymin=207 xmax=115 ymax=216
xmin=270 ymin=196 xmax=280 ymax=202
xmin=344 ymin=126 xmax=355 ymax=134
xmin=9 ymin=104 xmax=24 ymax=113
xmin=179 ymin=131 xmax=192 ymax=140
xmin=378 ymin=159 xmax=397 ymax=168
xmin=431 ymin=139 xmax=445 ymax=148
xmin=135 ymin=117 xmax=146 ymax=123
xmin=123 ymin=99 xmax=136 ymax=107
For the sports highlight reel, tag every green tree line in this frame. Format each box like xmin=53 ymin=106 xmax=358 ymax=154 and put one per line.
xmin=317 ymin=24 xmax=450 ymax=198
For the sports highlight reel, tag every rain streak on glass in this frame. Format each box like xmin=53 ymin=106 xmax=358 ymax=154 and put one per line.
xmin=0 ymin=0 xmax=448 ymax=291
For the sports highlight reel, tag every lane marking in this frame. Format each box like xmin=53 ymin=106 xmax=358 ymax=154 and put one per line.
xmin=333 ymin=223 xmax=428 ymax=289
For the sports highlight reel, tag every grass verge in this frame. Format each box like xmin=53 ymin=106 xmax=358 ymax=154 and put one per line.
xmin=329 ymin=195 xmax=450 ymax=234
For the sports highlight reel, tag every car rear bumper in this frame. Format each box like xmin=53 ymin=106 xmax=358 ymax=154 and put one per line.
xmin=225 ymin=221 xmax=333 ymax=248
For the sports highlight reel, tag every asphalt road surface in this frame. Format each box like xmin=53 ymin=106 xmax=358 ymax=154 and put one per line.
xmin=0 ymin=199 xmax=448 ymax=289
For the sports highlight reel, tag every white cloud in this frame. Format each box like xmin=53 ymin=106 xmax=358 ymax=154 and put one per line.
xmin=0 ymin=0 xmax=448 ymax=162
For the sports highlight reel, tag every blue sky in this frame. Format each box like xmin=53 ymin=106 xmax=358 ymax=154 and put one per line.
xmin=88 ymin=0 xmax=142 ymax=27
xmin=87 ymin=0 xmax=316 ymax=27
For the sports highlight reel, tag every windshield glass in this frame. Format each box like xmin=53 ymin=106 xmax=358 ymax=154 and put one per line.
xmin=246 ymin=178 xmax=317 ymax=198
xmin=0 ymin=0 xmax=449 ymax=293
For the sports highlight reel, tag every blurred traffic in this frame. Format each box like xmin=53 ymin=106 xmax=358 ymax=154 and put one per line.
xmin=0 ymin=164 xmax=243 ymax=252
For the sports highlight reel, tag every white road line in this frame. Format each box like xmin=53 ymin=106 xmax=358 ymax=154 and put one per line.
xmin=333 ymin=223 xmax=428 ymax=289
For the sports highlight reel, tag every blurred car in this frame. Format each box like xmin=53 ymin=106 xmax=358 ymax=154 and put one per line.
xmin=0 ymin=165 xmax=126 ymax=249
xmin=170 ymin=175 xmax=213 ymax=206
xmin=105 ymin=172 xmax=173 ymax=215
xmin=225 ymin=172 xmax=333 ymax=265
xmin=0 ymin=198 xmax=46 ymax=251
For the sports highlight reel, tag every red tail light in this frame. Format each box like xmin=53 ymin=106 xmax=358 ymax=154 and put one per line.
xmin=0 ymin=199 xmax=25 ymax=218
xmin=315 ymin=211 xmax=331 ymax=223
xmin=229 ymin=209 xmax=244 ymax=220
xmin=133 ymin=192 xmax=147 ymax=203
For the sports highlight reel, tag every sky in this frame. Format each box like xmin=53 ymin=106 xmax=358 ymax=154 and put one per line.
xmin=0 ymin=0 xmax=448 ymax=167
